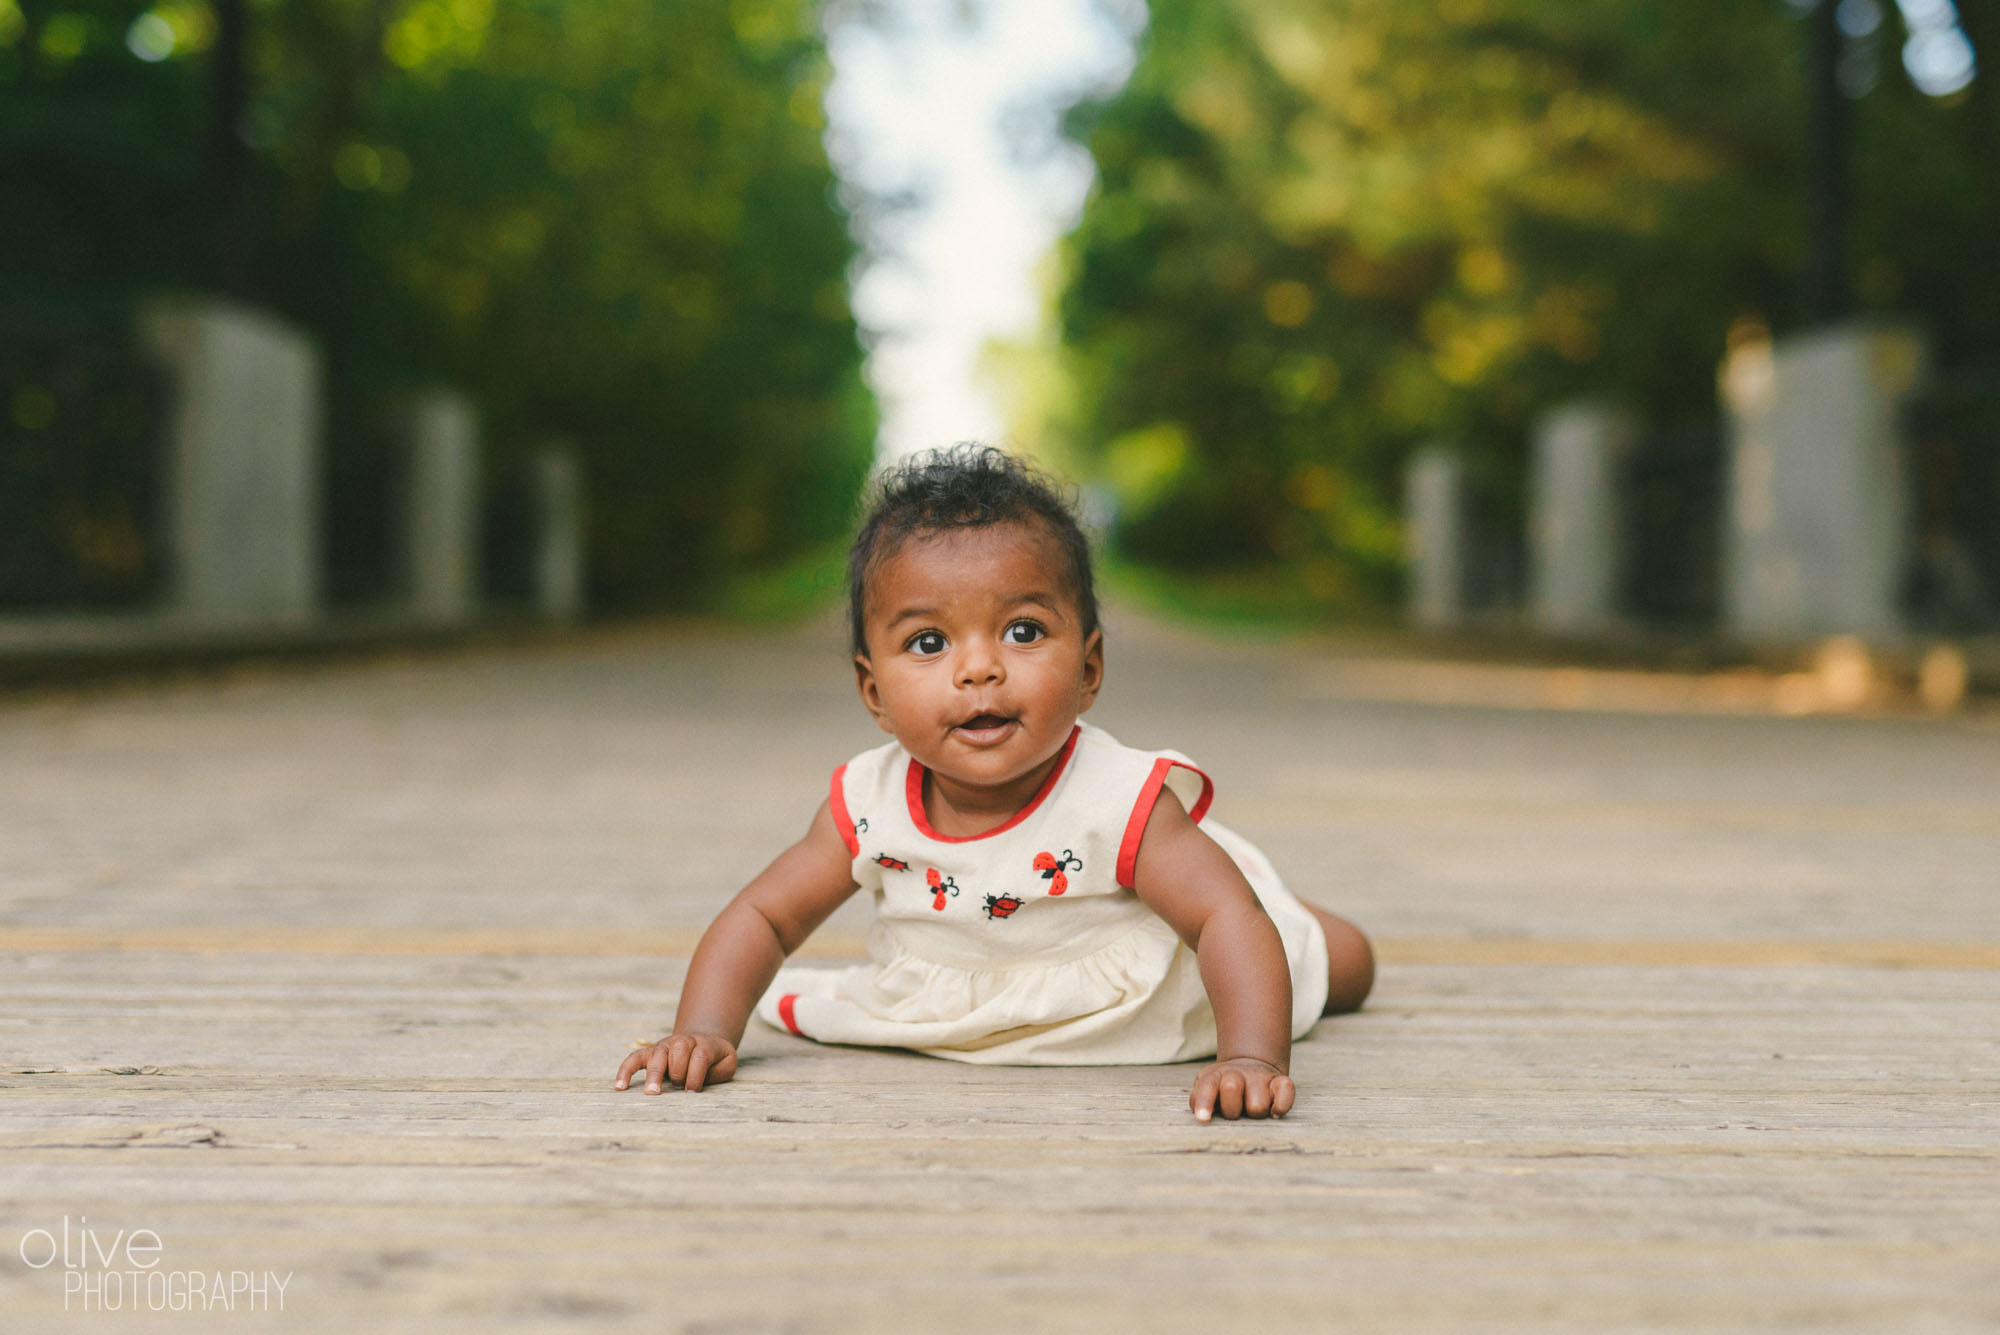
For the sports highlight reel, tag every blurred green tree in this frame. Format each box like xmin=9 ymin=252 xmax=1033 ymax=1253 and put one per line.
xmin=1052 ymin=0 xmax=1996 ymax=602
xmin=0 ymin=0 xmax=873 ymax=610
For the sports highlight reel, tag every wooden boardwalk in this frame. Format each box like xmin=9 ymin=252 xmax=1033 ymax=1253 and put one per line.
xmin=2 ymin=614 xmax=1996 ymax=1332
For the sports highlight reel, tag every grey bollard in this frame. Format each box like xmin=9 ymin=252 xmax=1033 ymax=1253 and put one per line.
xmin=1530 ymin=401 xmax=1637 ymax=636
xmin=1720 ymin=321 xmax=1925 ymax=642
xmin=403 ymin=389 xmax=481 ymax=626
xmin=534 ymin=448 xmax=586 ymax=623
xmin=1406 ymin=445 xmax=1466 ymax=633
xmin=140 ymin=298 xmax=323 ymax=624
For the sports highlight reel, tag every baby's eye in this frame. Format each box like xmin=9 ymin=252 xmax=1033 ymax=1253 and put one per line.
xmin=908 ymin=630 xmax=947 ymax=656
xmin=1004 ymin=620 xmax=1046 ymax=645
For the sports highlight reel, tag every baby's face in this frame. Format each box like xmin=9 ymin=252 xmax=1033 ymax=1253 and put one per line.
xmin=854 ymin=522 xmax=1102 ymax=800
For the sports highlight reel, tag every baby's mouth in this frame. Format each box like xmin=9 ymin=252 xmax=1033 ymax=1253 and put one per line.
xmin=953 ymin=713 xmax=1017 ymax=743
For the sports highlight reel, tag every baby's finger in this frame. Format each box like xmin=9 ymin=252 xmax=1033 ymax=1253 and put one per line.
xmin=1216 ymin=1069 xmax=1246 ymax=1120
xmin=665 ymin=1035 xmax=693 ymax=1088
xmin=685 ymin=1045 xmax=712 ymax=1093
xmin=613 ymin=1049 xmax=647 ymax=1090
xmin=1243 ymin=1073 xmax=1273 ymax=1119
xmin=1190 ymin=1070 xmax=1219 ymax=1123
xmin=1271 ymin=1075 xmax=1296 ymax=1118
xmin=644 ymin=1044 xmax=670 ymax=1095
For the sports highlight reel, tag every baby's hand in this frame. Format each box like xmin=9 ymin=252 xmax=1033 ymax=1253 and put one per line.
xmin=1190 ymin=1056 xmax=1295 ymax=1122
xmin=614 ymin=1033 xmax=738 ymax=1094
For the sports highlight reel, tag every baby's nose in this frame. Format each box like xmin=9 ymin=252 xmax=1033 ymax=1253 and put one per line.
xmin=956 ymin=639 xmax=1004 ymax=684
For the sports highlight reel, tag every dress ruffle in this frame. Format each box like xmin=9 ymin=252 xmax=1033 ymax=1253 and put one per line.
xmin=756 ymin=914 xmax=1220 ymax=1065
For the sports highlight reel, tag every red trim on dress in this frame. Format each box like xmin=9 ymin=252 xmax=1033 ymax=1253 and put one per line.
xmin=776 ymin=993 xmax=803 ymax=1036
xmin=1115 ymin=757 xmax=1215 ymax=888
xmin=905 ymin=725 xmax=1081 ymax=843
xmin=828 ymin=763 xmax=859 ymax=858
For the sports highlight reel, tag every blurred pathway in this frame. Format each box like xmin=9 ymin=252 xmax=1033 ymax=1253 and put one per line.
xmin=2 ymin=610 xmax=1996 ymax=1331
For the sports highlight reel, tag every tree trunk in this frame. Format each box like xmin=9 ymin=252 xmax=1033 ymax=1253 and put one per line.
xmin=204 ymin=0 xmax=253 ymax=299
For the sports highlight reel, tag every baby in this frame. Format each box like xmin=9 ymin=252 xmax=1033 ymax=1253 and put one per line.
xmin=615 ymin=445 xmax=1374 ymax=1120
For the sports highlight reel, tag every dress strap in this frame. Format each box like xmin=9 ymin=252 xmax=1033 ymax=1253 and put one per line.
xmin=829 ymin=763 xmax=860 ymax=857
xmin=1115 ymin=757 xmax=1213 ymax=887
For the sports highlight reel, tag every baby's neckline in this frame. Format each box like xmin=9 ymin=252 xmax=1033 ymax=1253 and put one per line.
xmin=905 ymin=725 xmax=1081 ymax=842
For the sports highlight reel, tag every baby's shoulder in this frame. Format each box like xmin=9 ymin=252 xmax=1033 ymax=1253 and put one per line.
xmin=1071 ymin=723 xmax=1215 ymax=885
xmin=1073 ymin=722 xmax=1204 ymax=782
xmin=828 ymin=736 xmax=910 ymax=845
xmin=834 ymin=735 xmax=907 ymax=792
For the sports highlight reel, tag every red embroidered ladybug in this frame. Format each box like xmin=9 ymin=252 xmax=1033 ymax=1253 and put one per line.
xmin=1033 ymin=849 xmax=1083 ymax=895
xmin=874 ymin=854 xmax=909 ymax=872
xmin=926 ymin=867 xmax=960 ymax=911
xmin=982 ymin=892 xmax=1023 ymax=920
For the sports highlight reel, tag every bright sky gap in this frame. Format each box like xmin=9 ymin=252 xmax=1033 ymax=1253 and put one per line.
xmin=821 ymin=0 xmax=1143 ymax=463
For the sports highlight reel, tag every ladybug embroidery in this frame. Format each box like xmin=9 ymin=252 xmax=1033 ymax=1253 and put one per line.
xmin=926 ymin=867 xmax=960 ymax=911
xmin=874 ymin=854 xmax=909 ymax=872
xmin=1033 ymin=849 xmax=1083 ymax=895
xmin=982 ymin=892 xmax=1024 ymax=920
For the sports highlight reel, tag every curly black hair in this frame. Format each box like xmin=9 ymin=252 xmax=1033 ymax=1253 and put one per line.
xmin=847 ymin=444 xmax=1099 ymax=657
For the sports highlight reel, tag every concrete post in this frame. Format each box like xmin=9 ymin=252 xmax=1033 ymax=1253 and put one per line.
xmin=1406 ymin=445 xmax=1465 ymax=633
xmin=140 ymin=299 xmax=322 ymax=624
xmin=1530 ymin=401 xmax=1638 ymax=636
xmin=534 ymin=447 xmax=586 ymax=623
xmin=403 ymin=389 xmax=481 ymax=626
xmin=1721 ymin=321 xmax=1925 ymax=642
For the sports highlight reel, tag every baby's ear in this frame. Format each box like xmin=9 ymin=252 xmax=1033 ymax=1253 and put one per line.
xmin=1077 ymin=629 xmax=1105 ymax=712
xmin=854 ymin=654 xmax=894 ymax=732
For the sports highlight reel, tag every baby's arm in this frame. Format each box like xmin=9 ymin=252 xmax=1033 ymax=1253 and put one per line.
xmin=1131 ymin=791 xmax=1295 ymax=1122
xmin=613 ymin=798 xmax=858 ymax=1094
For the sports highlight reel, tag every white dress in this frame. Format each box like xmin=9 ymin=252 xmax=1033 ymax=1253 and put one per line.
xmin=753 ymin=721 xmax=1330 ymax=1065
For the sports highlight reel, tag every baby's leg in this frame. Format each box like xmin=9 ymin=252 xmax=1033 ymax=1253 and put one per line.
xmin=1307 ymin=903 xmax=1375 ymax=1015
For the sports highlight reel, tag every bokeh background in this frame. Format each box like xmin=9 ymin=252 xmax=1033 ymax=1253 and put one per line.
xmin=2 ymin=0 xmax=1995 ymax=659
xmin=5 ymin=12 xmax=2000 ymax=1327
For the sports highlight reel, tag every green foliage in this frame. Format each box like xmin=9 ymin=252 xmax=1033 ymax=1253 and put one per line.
xmin=1 ymin=0 xmax=875 ymax=610
xmin=710 ymin=538 xmax=846 ymax=624
xmin=1053 ymin=0 xmax=2000 ymax=597
xmin=0 ymin=326 xmax=167 ymax=606
xmin=1101 ymin=553 xmax=1396 ymax=634
xmin=0 ymin=0 xmax=211 ymax=319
